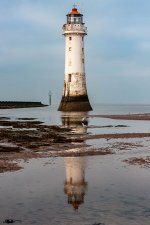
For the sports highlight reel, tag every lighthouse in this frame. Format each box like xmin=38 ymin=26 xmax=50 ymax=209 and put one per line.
xmin=58 ymin=6 xmax=92 ymax=112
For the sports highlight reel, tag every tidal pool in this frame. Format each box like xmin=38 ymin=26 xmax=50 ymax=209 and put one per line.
xmin=0 ymin=153 xmax=150 ymax=225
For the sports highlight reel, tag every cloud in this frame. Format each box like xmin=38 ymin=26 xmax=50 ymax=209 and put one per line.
xmin=120 ymin=25 xmax=150 ymax=40
xmin=139 ymin=41 xmax=150 ymax=52
xmin=18 ymin=4 xmax=60 ymax=30
xmin=0 ymin=43 xmax=63 ymax=70
xmin=0 ymin=0 xmax=150 ymax=103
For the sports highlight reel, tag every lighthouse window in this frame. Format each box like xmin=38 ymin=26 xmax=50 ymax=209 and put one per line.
xmin=82 ymin=59 xmax=84 ymax=63
xmin=69 ymin=47 xmax=72 ymax=51
xmin=76 ymin=18 xmax=79 ymax=23
xmin=69 ymin=37 xmax=72 ymax=41
xmin=71 ymin=17 xmax=74 ymax=23
xmin=68 ymin=74 xmax=72 ymax=82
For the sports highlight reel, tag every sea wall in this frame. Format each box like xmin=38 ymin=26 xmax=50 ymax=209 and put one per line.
xmin=0 ymin=101 xmax=46 ymax=109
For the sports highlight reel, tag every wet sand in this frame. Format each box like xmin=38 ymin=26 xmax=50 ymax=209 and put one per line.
xmin=0 ymin=113 xmax=150 ymax=172
xmin=0 ymin=118 xmax=114 ymax=172
xmin=86 ymin=132 xmax=150 ymax=139
xmin=1 ymin=106 xmax=150 ymax=225
xmin=90 ymin=113 xmax=150 ymax=120
xmin=124 ymin=156 xmax=150 ymax=167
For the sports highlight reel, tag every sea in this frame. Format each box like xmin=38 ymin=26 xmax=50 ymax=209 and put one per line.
xmin=0 ymin=104 xmax=150 ymax=225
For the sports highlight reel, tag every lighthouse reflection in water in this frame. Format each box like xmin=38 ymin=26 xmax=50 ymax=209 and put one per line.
xmin=62 ymin=113 xmax=88 ymax=210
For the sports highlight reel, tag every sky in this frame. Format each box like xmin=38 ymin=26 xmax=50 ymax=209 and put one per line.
xmin=0 ymin=0 xmax=150 ymax=105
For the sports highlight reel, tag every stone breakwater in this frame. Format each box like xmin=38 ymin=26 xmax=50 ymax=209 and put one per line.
xmin=0 ymin=101 xmax=47 ymax=109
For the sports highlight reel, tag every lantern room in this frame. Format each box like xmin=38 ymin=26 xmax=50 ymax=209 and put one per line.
xmin=67 ymin=7 xmax=83 ymax=24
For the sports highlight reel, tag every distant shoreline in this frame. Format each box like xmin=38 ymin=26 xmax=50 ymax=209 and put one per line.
xmin=0 ymin=101 xmax=47 ymax=109
xmin=90 ymin=113 xmax=150 ymax=121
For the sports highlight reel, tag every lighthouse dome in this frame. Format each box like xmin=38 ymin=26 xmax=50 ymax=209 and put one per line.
xmin=70 ymin=7 xmax=80 ymax=15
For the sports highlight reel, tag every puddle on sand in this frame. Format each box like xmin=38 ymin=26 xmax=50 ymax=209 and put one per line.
xmin=0 ymin=155 xmax=150 ymax=225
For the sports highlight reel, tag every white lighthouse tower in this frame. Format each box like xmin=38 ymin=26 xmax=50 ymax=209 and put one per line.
xmin=58 ymin=6 xmax=92 ymax=111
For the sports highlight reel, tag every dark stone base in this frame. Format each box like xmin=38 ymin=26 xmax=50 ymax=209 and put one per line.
xmin=58 ymin=95 xmax=93 ymax=112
